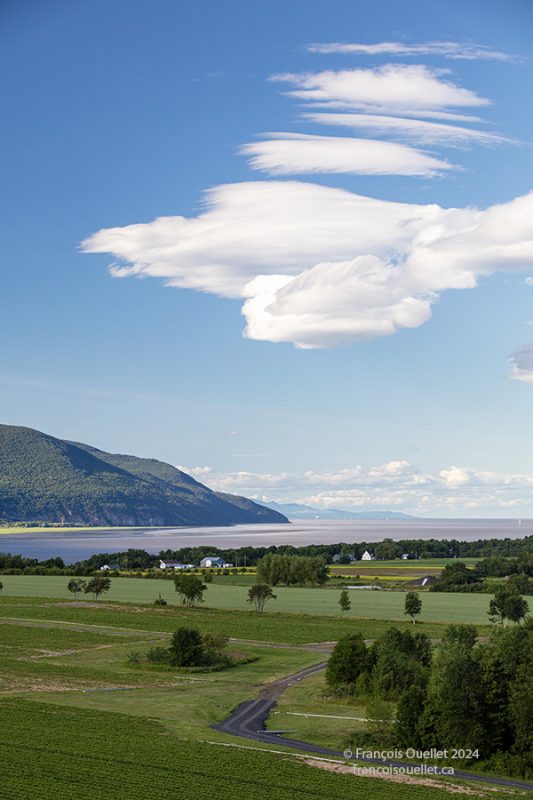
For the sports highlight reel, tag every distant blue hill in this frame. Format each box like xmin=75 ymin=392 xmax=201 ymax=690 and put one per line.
xmin=264 ymin=501 xmax=416 ymax=521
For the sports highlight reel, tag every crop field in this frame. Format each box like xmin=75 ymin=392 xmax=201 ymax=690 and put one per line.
xmin=1 ymin=700 xmax=498 ymax=800
xmin=0 ymin=594 xmax=529 ymax=797
xmin=329 ymin=557 xmax=479 ymax=578
xmin=0 ymin=574 xmax=521 ymax=625
xmin=0 ymin=595 xmax=464 ymax=643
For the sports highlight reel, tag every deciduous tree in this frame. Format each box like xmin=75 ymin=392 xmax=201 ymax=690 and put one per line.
xmin=174 ymin=574 xmax=206 ymax=607
xmin=247 ymin=583 xmax=276 ymax=612
xmin=338 ymin=589 xmax=351 ymax=614
xmin=404 ymin=591 xmax=422 ymax=624
xmin=84 ymin=576 xmax=111 ymax=600
xmin=67 ymin=578 xmax=86 ymax=596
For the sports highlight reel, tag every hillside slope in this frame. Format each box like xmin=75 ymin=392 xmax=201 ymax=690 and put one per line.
xmin=0 ymin=425 xmax=287 ymax=527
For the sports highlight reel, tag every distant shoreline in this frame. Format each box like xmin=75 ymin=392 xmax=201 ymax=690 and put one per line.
xmin=1 ymin=517 xmax=532 ymax=536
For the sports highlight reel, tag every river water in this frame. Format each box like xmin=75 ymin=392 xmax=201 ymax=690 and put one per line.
xmin=1 ymin=519 xmax=531 ymax=563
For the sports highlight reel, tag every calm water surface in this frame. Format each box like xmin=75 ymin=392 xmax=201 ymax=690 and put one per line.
xmin=1 ymin=519 xmax=531 ymax=562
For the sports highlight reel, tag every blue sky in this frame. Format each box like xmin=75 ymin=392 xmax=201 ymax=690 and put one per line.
xmin=2 ymin=0 xmax=533 ymax=516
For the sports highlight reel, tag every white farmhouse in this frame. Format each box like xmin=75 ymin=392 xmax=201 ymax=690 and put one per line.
xmin=361 ymin=550 xmax=376 ymax=561
xmin=159 ymin=560 xmax=194 ymax=570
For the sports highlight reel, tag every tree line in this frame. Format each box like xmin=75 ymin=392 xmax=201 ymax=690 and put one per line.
xmin=326 ymin=621 xmax=533 ymax=778
xmin=430 ymin=556 xmax=533 ymax=593
xmin=1 ymin=535 xmax=532 ymax=574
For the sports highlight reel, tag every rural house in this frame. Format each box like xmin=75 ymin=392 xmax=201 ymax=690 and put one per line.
xmin=159 ymin=560 xmax=193 ymax=570
xmin=361 ymin=550 xmax=376 ymax=561
xmin=200 ymin=556 xmax=231 ymax=568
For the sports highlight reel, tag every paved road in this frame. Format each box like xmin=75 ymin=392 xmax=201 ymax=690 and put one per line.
xmin=215 ymin=662 xmax=533 ymax=792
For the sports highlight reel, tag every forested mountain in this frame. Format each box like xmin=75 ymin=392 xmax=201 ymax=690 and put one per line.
xmin=0 ymin=425 xmax=288 ymax=527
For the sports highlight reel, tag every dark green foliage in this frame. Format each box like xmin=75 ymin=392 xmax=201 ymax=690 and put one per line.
xmin=0 ymin=424 xmax=287 ymax=526
xmin=146 ymin=628 xmax=228 ymax=668
xmin=67 ymin=578 xmax=86 ymax=595
xmin=477 ymin=556 xmax=516 ymax=577
xmin=365 ymin=696 xmax=395 ymax=745
xmin=395 ymin=685 xmax=427 ymax=747
xmin=247 ymin=583 xmax=277 ymax=612
xmin=508 ymin=573 xmax=532 ymax=594
xmin=203 ymin=632 xmax=229 ymax=665
xmin=174 ymin=574 xmax=206 ymax=607
xmin=169 ymin=627 xmax=206 ymax=667
xmin=154 ymin=594 xmax=167 ymax=606
xmin=422 ymin=624 xmax=485 ymax=750
xmin=325 ymin=633 xmax=369 ymax=691
xmin=431 ymin=562 xmax=482 ymax=592
xmin=371 ymin=628 xmax=431 ymax=699
xmin=407 ymin=622 xmax=533 ymax=776
xmin=489 ymin=586 xmax=529 ymax=625
xmin=256 ymin=554 xmax=328 ymax=586
xmin=338 ymin=589 xmax=351 ymax=613
xmin=504 ymin=593 xmax=529 ymax=624
xmin=404 ymin=591 xmax=422 ymax=623
xmin=84 ymin=576 xmax=111 ymax=600
xmin=146 ymin=645 xmax=171 ymax=664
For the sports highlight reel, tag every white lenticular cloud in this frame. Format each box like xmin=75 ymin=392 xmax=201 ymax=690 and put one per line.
xmin=307 ymin=41 xmax=514 ymax=62
xmin=270 ymin=64 xmax=489 ymax=113
xmin=508 ymin=344 xmax=533 ymax=383
xmin=240 ymin=133 xmax=453 ymax=176
xmin=242 ymin=256 xmax=434 ymax=348
xmin=81 ymin=181 xmax=533 ymax=349
xmin=303 ymin=113 xmax=510 ymax=147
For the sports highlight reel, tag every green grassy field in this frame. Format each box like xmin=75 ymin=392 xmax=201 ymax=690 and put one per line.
xmin=2 ymin=699 xmax=498 ymax=800
xmin=0 ymin=574 xmax=522 ymax=625
xmin=0 ymin=595 xmax=529 ymax=796
xmin=0 ymin=595 xmax=465 ymax=643
xmin=0 ymin=617 xmax=322 ymax=736
xmin=268 ymin=670 xmax=370 ymax=749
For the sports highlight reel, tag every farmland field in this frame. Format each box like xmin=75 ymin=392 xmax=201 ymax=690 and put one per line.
xmin=0 ymin=590 xmax=530 ymax=797
xmin=0 ymin=595 xmax=470 ymax=643
xmin=0 ymin=574 xmax=526 ymax=625
xmin=0 ymin=699 xmax=499 ymax=800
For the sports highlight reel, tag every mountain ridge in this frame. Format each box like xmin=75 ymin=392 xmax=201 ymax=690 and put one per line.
xmin=0 ymin=424 xmax=287 ymax=527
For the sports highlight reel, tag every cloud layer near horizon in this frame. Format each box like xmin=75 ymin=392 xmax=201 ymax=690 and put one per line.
xmin=179 ymin=460 xmax=533 ymax=515
xmin=82 ymin=183 xmax=533 ymax=348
